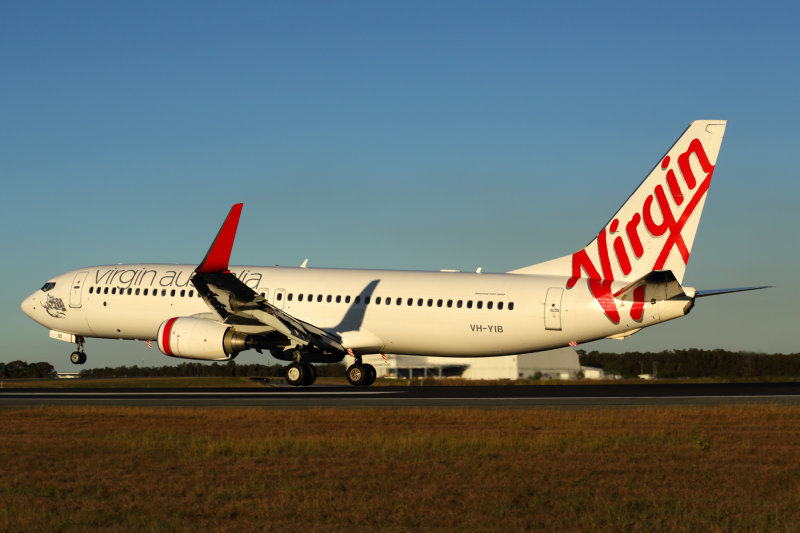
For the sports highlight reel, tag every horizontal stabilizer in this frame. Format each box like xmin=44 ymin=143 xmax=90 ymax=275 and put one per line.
xmin=613 ymin=270 xmax=687 ymax=302
xmin=695 ymin=286 xmax=771 ymax=298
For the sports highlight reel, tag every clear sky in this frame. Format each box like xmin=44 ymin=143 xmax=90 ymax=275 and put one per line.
xmin=2 ymin=1 xmax=798 ymax=370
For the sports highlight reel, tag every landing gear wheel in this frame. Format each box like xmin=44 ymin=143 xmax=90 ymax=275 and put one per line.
xmin=346 ymin=364 xmax=367 ymax=386
xmin=285 ymin=362 xmax=307 ymax=386
xmin=301 ymin=363 xmax=317 ymax=386
xmin=70 ymin=351 xmax=86 ymax=365
xmin=362 ymin=363 xmax=377 ymax=386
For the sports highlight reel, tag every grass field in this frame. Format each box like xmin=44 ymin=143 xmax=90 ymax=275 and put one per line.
xmin=1 ymin=405 xmax=799 ymax=532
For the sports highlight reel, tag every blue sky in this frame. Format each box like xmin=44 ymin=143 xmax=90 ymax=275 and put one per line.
xmin=2 ymin=1 xmax=798 ymax=370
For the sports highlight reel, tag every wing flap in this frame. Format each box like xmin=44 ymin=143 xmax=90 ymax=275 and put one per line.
xmin=192 ymin=270 xmax=344 ymax=353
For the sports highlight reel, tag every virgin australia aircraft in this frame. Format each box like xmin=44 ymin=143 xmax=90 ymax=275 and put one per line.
xmin=21 ymin=120 xmax=766 ymax=386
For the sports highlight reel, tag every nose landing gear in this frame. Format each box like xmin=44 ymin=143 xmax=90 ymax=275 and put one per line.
xmin=70 ymin=336 xmax=87 ymax=365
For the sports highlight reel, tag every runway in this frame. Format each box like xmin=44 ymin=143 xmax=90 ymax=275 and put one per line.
xmin=2 ymin=382 xmax=800 ymax=408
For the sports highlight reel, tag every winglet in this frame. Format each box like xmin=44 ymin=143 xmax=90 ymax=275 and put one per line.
xmin=196 ymin=203 xmax=243 ymax=273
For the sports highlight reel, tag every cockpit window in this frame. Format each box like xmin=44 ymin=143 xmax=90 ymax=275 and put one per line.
xmin=40 ymin=282 xmax=56 ymax=292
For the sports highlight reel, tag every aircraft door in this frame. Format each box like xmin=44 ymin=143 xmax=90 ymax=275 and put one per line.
xmin=272 ymin=288 xmax=286 ymax=309
xmin=70 ymin=271 xmax=89 ymax=308
xmin=544 ymin=287 xmax=563 ymax=331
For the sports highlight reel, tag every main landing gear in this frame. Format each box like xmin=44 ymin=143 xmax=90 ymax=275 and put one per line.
xmin=284 ymin=361 xmax=317 ymax=387
xmin=70 ymin=336 xmax=87 ymax=365
xmin=346 ymin=361 xmax=377 ymax=387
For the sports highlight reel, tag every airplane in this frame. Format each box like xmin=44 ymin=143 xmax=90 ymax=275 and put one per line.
xmin=21 ymin=120 xmax=768 ymax=386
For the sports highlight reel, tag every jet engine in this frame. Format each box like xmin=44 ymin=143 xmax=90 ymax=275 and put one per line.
xmin=157 ymin=317 xmax=248 ymax=361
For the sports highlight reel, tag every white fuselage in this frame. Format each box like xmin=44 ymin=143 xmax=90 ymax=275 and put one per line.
xmin=21 ymin=263 xmax=692 ymax=358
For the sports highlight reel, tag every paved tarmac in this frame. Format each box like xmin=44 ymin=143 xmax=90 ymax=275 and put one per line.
xmin=2 ymin=382 xmax=800 ymax=408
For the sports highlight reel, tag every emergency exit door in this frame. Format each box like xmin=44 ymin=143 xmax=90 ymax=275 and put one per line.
xmin=544 ymin=287 xmax=563 ymax=331
xmin=272 ymin=288 xmax=286 ymax=309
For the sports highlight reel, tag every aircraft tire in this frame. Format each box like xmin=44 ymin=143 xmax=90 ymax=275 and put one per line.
xmin=70 ymin=351 xmax=86 ymax=365
xmin=285 ymin=362 xmax=306 ymax=386
xmin=302 ymin=363 xmax=317 ymax=386
xmin=363 ymin=364 xmax=377 ymax=386
xmin=346 ymin=364 xmax=366 ymax=386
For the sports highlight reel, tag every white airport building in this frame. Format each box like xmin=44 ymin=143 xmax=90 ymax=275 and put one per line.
xmin=362 ymin=347 xmax=598 ymax=380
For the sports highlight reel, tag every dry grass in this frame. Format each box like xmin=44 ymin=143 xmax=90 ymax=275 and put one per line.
xmin=1 ymin=405 xmax=799 ymax=532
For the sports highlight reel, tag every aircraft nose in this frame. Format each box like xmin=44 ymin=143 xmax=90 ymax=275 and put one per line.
xmin=21 ymin=294 xmax=37 ymax=319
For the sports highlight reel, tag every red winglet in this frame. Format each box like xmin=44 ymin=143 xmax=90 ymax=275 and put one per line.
xmin=196 ymin=203 xmax=243 ymax=273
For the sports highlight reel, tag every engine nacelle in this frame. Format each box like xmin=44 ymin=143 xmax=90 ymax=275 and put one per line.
xmin=157 ymin=317 xmax=248 ymax=361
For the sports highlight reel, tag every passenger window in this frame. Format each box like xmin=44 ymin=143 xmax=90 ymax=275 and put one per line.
xmin=104 ymin=287 xmax=109 ymax=294
xmin=111 ymin=288 xmax=117 ymax=295
xmin=477 ymin=301 xmax=483 ymax=309
xmin=345 ymin=295 xmax=351 ymax=303
xmin=135 ymin=288 xmax=140 ymax=296
xmin=447 ymin=299 xmax=453 ymax=308
xmin=437 ymin=299 xmax=443 ymax=307
xmin=396 ymin=298 xmax=402 ymax=305
xmin=498 ymin=301 xmax=504 ymax=310
xmin=487 ymin=301 xmax=493 ymax=310
xmin=127 ymin=288 xmax=133 ymax=295
xmin=89 ymin=287 xmax=94 ymax=294
xmin=467 ymin=300 xmax=472 ymax=309
xmin=376 ymin=297 xmax=382 ymax=304
xmin=355 ymin=296 xmax=361 ymax=304
xmin=417 ymin=298 xmax=423 ymax=306
xmin=162 ymin=289 xmax=167 ymax=296
xmin=407 ymin=298 xmax=413 ymax=306
xmin=180 ymin=290 xmax=185 ymax=297
xmin=365 ymin=296 xmax=371 ymax=304
xmin=326 ymin=295 xmax=331 ymax=302
xmin=427 ymin=299 xmax=433 ymax=307
xmin=336 ymin=295 xmax=341 ymax=303
xmin=317 ymin=295 xmax=323 ymax=302
xmin=457 ymin=300 xmax=462 ymax=308
xmin=385 ymin=297 xmax=390 ymax=305
xmin=509 ymin=302 xmax=514 ymax=311
xmin=171 ymin=289 xmax=176 ymax=297
xmin=298 ymin=294 xmax=304 ymax=302
xmin=189 ymin=290 xmax=194 ymax=298
xmin=288 ymin=293 xmax=293 ymax=301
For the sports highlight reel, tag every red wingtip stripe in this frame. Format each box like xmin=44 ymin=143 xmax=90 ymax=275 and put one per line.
xmin=197 ymin=203 xmax=243 ymax=273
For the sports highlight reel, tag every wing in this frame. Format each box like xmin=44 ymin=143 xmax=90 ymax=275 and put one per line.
xmin=190 ymin=204 xmax=344 ymax=355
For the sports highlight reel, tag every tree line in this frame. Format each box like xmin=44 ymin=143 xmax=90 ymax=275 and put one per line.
xmin=578 ymin=349 xmax=800 ymax=379
xmin=1 ymin=361 xmax=57 ymax=378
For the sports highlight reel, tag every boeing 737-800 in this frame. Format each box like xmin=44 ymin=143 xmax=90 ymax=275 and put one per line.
xmin=21 ymin=120 xmax=766 ymax=386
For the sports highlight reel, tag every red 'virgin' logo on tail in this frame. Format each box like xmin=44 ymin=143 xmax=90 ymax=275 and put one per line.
xmin=567 ymin=138 xmax=715 ymax=323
